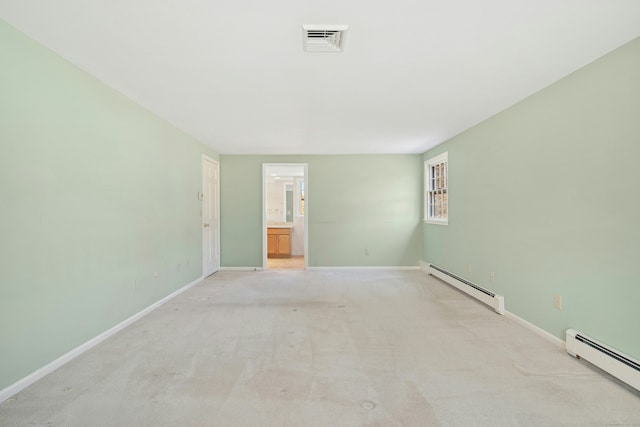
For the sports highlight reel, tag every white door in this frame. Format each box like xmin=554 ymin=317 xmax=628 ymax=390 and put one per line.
xmin=202 ymin=157 xmax=220 ymax=276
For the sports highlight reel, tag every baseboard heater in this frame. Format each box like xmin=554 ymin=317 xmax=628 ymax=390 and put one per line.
xmin=566 ymin=329 xmax=640 ymax=391
xmin=427 ymin=264 xmax=504 ymax=314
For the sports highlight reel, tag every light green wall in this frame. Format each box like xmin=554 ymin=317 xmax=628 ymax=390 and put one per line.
xmin=221 ymin=155 xmax=422 ymax=267
xmin=0 ymin=20 xmax=217 ymax=390
xmin=423 ymin=37 xmax=640 ymax=358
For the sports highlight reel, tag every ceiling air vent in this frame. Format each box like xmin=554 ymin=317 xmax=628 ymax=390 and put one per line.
xmin=302 ymin=25 xmax=348 ymax=52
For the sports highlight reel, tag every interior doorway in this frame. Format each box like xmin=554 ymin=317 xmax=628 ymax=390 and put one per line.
xmin=263 ymin=164 xmax=308 ymax=270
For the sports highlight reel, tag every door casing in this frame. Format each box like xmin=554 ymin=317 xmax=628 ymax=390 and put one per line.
xmin=262 ymin=163 xmax=308 ymax=269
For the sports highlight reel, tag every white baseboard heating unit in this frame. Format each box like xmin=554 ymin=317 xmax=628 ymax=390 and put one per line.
xmin=427 ymin=264 xmax=504 ymax=315
xmin=566 ymin=329 xmax=640 ymax=391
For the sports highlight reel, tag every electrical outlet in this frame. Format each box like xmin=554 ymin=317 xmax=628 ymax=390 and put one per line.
xmin=154 ymin=272 xmax=158 ymax=279
xmin=554 ymin=295 xmax=563 ymax=310
xmin=365 ymin=248 xmax=370 ymax=256
xmin=490 ymin=272 xmax=495 ymax=282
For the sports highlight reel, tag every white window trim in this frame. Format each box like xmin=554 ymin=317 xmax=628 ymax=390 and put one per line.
xmin=424 ymin=152 xmax=448 ymax=225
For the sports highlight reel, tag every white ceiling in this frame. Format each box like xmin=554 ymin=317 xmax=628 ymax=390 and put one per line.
xmin=2 ymin=1 xmax=640 ymax=154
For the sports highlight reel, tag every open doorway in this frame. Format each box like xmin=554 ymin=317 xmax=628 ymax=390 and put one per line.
xmin=263 ymin=164 xmax=308 ymax=270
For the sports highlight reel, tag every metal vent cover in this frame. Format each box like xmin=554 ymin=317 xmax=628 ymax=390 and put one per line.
xmin=302 ymin=25 xmax=348 ymax=52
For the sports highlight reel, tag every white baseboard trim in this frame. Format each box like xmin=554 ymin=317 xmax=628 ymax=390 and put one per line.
xmin=0 ymin=275 xmax=204 ymax=404
xmin=306 ymin=266 xmax=420 ymax=271
xmin=504 ymin=310 xmax=565 ymax=348
xmin=220 ymin=266 xmax=419 ymax=272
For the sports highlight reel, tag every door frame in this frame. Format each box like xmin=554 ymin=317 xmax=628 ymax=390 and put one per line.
xmin=202 ymin=155 xmax=220 ymax=276
xmin=262 ymin=163 xmax=308 ymax=270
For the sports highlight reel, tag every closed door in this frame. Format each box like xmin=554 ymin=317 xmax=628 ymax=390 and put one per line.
xmin=202 ymin=157 xmax=220 ymax=276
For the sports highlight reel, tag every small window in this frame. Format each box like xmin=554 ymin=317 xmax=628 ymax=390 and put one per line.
xmin=424 ymin=152 xmax=448 ymax=224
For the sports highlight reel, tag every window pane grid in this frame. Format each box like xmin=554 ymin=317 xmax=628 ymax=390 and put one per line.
xmin=425 ymin=154 xmax=448 ymax=223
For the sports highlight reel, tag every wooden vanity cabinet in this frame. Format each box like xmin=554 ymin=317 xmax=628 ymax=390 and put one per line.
xmin=267 ymin=228 xmax=291 ymax=258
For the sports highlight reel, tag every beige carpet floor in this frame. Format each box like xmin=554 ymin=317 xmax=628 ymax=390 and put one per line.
xmin=1 ymin=269 xmax=638 ymax=426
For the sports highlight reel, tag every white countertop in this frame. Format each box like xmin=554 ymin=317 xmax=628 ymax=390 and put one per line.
xmin=267 ymin=223 xmax=293 ymax=229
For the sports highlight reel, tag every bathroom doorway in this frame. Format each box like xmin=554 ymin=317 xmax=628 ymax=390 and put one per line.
xmin=263 ymin=163 xmax=308 ymax=270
